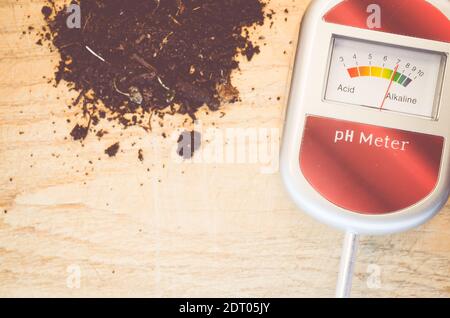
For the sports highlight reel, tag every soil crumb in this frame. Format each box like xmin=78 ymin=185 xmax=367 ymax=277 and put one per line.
xmin=105 ymin=142 xmax=120 ymax=157
xmin=70 ymin=124 xmax=89 ymax=141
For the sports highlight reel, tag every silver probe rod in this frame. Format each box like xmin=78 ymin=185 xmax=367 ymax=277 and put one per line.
xmin=336 ymin=231 xmax=359 ymax=298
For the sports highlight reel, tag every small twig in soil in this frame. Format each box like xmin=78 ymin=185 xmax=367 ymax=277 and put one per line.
xmin=147 ymin=110 xmax=154 ymax=132
xmin=130 ymin=53 xmax=171 ymax=93
xmin=169 ymin=15 xmax=182 ymax=26
xmin=153 ymin=0 xmax=161 ymax=14
xmin=160 ymin=31 xmax=174 ymax=50
xmin=131 ymin=53 xmax=158 ymax=74
xmin=113 ymin=78 xmax=143 ymax=105
xmin=85 ymin=45 xmax=106 ymax=62
xmin=59 ymin=42 xmax=80 ymax=50
xmin=113 ymin=78 xmax=130 ymax=97
xmin=176 ymin=0 xmax=186 ymax=16
xmin=82 ymin=13 xmax=91 ymax=33
xmin=157 ymin=77 xmax=171 ymax=91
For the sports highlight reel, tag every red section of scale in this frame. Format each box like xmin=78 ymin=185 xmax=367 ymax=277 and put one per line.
xmin=347 ymin=67 xmax=359 ymax=78
xmin=299 ymin=116 xmax=444 ymax=214
xmin=323 ymin=0 xmax=450 ymax=43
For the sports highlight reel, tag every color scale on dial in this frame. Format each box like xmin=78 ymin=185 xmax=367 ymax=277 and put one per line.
xmin=325 ymin=37 xmax=446 ymax=119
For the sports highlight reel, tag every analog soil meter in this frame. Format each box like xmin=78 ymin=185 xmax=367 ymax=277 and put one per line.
xmin=280 ymin=0 xmax=450 ymax=296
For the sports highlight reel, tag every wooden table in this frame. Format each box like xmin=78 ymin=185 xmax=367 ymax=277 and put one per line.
xmin=0 ymin=0 xmax=448 ymax=297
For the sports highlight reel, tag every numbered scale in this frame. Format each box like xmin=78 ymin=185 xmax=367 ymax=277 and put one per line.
xmin=326 ymin=37 xmax=445 ymax=118
xmin=281 ymin=0 xmax=450 ymax=235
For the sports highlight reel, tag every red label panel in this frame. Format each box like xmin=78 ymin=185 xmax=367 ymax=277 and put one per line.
xmin=323 ymin=0 xmax=450 ymax=43
xmin=299 ymin=116 xmax=444 ymax=214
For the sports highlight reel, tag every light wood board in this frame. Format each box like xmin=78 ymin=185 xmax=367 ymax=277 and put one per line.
xmin=0 ymin=0 xmax=448 ymax=297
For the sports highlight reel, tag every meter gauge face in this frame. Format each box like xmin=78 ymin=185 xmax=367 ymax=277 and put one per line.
xmin=325 ymin=37 xmax=447 ymax=119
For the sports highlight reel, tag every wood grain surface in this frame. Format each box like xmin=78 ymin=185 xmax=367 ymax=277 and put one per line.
xmin=0 ymin=0 xmax=448 ymax=297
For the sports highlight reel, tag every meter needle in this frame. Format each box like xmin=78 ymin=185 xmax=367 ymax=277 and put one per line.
xmin=380 ymin=64 xmax=399 ymax=111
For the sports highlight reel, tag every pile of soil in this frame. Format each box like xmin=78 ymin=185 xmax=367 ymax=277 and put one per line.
xmin=38 ymin=0 xmax=267 ymax=149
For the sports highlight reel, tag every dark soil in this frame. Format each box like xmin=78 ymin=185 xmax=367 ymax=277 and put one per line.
xmin=70 ymin=123 xmax=89 ymax=141
xmin=37 ymin=0 xmax=267 ymax=155
xmin=138 ymin=149 xmax=144 ymax=162
xmin=105 ymin=142 xmax=120 ymax=157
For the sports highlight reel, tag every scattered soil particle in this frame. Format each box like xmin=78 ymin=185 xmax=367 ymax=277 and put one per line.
xmin=105 ymin=142 xmax=120 ymax=157
xmin=70 ymin=124 xmax=89 ymax=141
xmin=96 ymin=129 xmax=107 ymax=138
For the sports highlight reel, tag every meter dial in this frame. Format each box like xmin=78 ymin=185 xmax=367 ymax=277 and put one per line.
xmin=325 ymin=37 xmax=446 ymax=119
